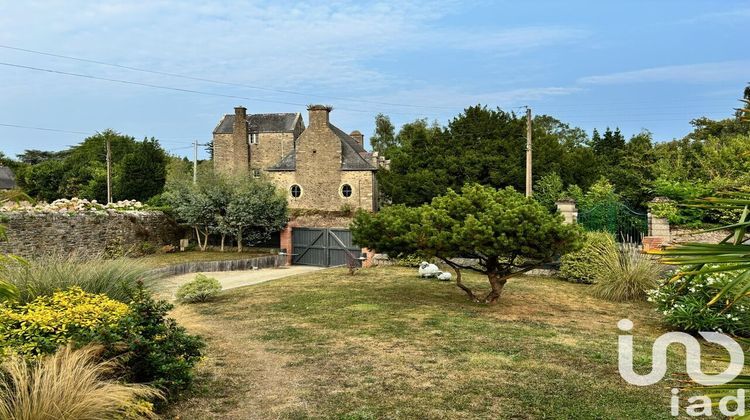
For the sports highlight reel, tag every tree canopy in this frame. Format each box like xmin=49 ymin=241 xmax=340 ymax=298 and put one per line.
xmin=13 ymin=130 xmax=168 ymax=203
xmin=351 ymin=184 xmax=583 ymax=304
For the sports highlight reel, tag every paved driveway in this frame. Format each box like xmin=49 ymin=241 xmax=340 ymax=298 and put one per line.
xmin=152 ymin=266 xmax=325 ymax=300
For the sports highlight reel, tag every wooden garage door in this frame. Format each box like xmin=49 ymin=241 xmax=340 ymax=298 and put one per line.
xmin=292 ymin=228 xmax=361 ymax=267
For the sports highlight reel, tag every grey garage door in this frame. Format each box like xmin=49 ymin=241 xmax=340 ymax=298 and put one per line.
xmin=292 ymin=228 xmax=362 ymax=267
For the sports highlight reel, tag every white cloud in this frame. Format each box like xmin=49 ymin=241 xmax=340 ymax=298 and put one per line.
xmin=677 ymin=7 xmax=750 ymax=24
xmin=0 ymin=0 xmax=587 ymax=99
xmin=578 ymin=61 xmax=750 ymax=85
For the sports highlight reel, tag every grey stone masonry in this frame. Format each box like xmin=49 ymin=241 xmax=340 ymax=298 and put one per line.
xmin=647 ymin=197 xmax=671 ymax=241
xmin=0 ymin=211 xmax=183 ymax=258
xmin=555 ymin=199 xmax=578 ymax=224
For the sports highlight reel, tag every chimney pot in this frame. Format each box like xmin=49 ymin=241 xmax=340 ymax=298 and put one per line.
xmin=349 ymin=130 xmax=364 ymax=146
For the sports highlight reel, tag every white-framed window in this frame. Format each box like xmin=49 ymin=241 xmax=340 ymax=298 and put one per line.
xmin=252 ymin=169 xmax=261 ymax=178
xmin=248 ymin=132 xmax=259 ymax=145
xmin=340 ymin=183 xmax=353 ymax=198
xmin=290 ymin=184 xmax=302 ymax=198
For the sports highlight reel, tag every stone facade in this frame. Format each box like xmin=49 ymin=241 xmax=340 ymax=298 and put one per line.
xmin=213 ymin=105 xmax=382 ymax=212
xmin=0 ymin=211 xmax=183 ymax=258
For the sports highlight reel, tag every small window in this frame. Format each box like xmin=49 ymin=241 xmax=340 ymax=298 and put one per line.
xmin=290 ymin=184 xmax=302 ymax=198
xmin=248 ymin=132 xmax=259 ymax=145
xmin=341 ymin=184 xmax=353 ymax=198
xmin=252 ymin=169 xmax=261 ymax=178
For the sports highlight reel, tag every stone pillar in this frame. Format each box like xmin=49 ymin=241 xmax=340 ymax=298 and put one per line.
xmin=279 ymin=220 xmax=299 ymax=266
xmin=555 ymin=199 xmax=578 ymax=224
xmin=643 ymin=197 xmax=672 ymax=252
xmin=647 ymin=197 xmax=671 ymax=240
xmin=361 ymin=248 xmax=376 ymax=268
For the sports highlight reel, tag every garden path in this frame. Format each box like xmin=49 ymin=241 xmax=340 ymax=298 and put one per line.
xmin=152 ymin=266 xmax=325 ymax=300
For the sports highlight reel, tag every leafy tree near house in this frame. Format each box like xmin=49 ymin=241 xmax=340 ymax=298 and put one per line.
xmin=164 ymin=169 xmax=287 ymax=252
xmin=369 ymin=113 xmax=397 ymax=155
xmin=351 ymin=184 xmax=583 ymax=304
xmin=224 ymin=181 xmax=287 ymax=252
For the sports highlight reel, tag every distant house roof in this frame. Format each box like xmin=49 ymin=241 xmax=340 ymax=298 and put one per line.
xmin=0 ymin=166 xmax=16 ymax=190
xmin=268 ymin=124 xmax=376 ymax=172
xmin=213 ymin=113 xmax=301 ymax=134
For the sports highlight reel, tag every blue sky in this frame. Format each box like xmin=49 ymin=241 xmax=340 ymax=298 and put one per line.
xmin=0 ymin=1 xmax=747 ymax=159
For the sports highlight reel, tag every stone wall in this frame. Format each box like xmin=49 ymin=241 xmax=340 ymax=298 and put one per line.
xmin=671 ymin=228 xmax=738 ymax=244
xmin=0 ymin=211 xmax=184 ymax=258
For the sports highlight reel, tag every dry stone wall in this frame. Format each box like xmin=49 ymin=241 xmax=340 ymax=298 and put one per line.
xmin=0 ymin=211 xmax=183 ymax=258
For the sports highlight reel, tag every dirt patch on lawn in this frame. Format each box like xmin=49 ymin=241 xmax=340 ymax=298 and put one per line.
xmin=165 ymin=306 xmax=307 ymax=419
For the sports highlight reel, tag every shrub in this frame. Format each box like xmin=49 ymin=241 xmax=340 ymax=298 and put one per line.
xmin=175 ymin=274 xmax=222 ymax=303
xmin=0 ymin=345 xmax=160 ymax=419
xmin=0 ymin=284 xmax=204 ymax=400
xmin=393 ymin=253 xmax=424 ymax=268
xmin=648 ymin=269 xmax=750 ymax=336
xmin=590 ymin=243 xmax=664 ymax=301
xmin=559 ymin=231 xmax=616 ymax=284
xmin=106 ymin=283 xmax=204 ymax=398
xmin=1 ymin=254 xmax=156 ymax=304
xmin=0 ymin=287 xmax=129 ymax=356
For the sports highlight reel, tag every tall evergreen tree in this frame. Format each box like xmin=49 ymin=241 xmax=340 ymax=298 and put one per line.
xmin=369 ymin=113 xmax=397 ymax=155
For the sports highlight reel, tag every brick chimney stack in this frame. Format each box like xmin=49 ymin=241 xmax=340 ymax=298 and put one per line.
xmin=349 ymin=130 xmax=364 ymax=147
xmin=307 ymin=104 xmax=331 ymax=129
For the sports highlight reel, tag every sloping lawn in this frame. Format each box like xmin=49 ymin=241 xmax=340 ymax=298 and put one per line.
xmin=166 ymin=266 xmax=719 ymax=419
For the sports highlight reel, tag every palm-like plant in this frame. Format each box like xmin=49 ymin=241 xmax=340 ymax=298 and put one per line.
xmin=647 ymin=89 xmax=750 ymax=415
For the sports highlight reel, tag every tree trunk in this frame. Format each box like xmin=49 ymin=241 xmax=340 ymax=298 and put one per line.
xmin=440 ymin=258 xmax=480 ymax=302
xmin=200 ymin=228 xmax=210 ymax=251
xmin=483 ymin=272 xmax=508 ymax=304
xmin=236 ymin=229 xmax=243 ymax=253
xmin=220 ymin=234 xmax=226 ymax=252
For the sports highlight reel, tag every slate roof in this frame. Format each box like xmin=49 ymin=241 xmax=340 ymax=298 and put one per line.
xmin=267 ymin=123 xmax=376 ymax=172
xmin=213 ymin=113 xmax=301 ymax=134
xmin=0 ymin=166 xmax=16 ymax=190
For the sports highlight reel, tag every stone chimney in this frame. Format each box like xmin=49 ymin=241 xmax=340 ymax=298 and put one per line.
xmin=234 ymin=106 xmax=247 ymax=137
xmin=231 ymin=106 xmax=249 ymax=177
xmin=307 ymin=104 xmax=332 ymax=129
xmin=349 ymin=130 xmax=364 ymax=147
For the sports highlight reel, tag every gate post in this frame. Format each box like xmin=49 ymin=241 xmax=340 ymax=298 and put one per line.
xmin=279 ymin=221 xmax=299 ymax=266
xmin=643 ymin=197 xmax=671 ymax=251
xmin=555 ymin=199 xmax=578 ymax=224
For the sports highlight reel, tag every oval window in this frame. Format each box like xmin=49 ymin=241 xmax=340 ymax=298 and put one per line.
xmin=341 ymin=184 xmax=352 ymax=198
xmin=290 ymin=184 xmax=302 ymax=198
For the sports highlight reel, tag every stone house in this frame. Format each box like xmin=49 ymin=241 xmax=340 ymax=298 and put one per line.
xmin=213 ymin=105 xmax=387 ymax=212
xmin=0 ymin=166 xmax=16 ymax=190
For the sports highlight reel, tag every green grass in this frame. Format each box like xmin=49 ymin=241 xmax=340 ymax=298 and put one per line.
xmin=167 ymin=266 xmax=724 ymax=419
xmin=136 ymin=249 xmax=274 ymax=268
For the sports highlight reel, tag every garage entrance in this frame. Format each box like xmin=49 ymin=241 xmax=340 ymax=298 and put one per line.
xmin=291 ymin=228 xmax=362 ymax=267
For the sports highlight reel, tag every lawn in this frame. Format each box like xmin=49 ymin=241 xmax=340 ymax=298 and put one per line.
xmin=137 ymin=248 xmax=274 ymax=268
xmin=165 ymin=266 xmax=723 ymax=419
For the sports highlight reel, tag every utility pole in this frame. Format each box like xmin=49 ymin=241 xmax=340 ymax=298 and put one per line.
xmin=193 ymin=140 xmax=198 ymax=184
xmin=106 ymin=137 xmax=112 ymax=204
xmin=525 ymin=106 xmax=532 ymax=198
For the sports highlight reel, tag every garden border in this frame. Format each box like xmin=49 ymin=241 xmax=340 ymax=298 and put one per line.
xmin=148 ymin=254 xmax=285 ymax=278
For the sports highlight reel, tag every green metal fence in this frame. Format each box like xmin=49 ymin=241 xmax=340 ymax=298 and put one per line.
xmin=577 ymin=202 xmax=648 ymax=243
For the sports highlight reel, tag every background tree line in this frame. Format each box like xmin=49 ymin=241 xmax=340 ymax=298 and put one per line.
xmin=371 ymin=85 xmax=750 ymax=226
xmin=0 ymin=130 xmax=168 ymax=203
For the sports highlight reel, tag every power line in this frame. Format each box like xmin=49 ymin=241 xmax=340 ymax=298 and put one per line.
xmin=0 ymin=123 xmax=90 ymax=135
xmin=0 ymin=44 xmax=454 ymax=111
xmin=0 ymin=61 xmax=438 ymax=117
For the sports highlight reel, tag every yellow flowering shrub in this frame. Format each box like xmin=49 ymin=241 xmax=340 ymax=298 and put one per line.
xmin=0 ymin=287 xmax=130 ymax=356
